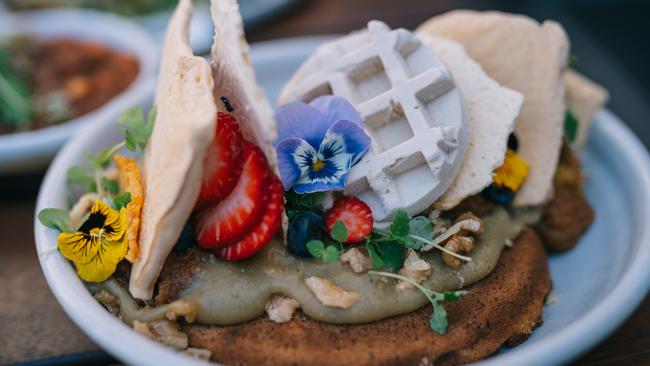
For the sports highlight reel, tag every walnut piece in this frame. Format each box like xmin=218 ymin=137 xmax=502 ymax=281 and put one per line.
xmin=421 ymin=212 xmax=484 ymax=252
xmin=397 ymin=250 xmax=432 ymax=290
xmin=94 ymin=290 xmax=120 ymax=316
xmin=265 ymin=294 xmax=300 ymax=323
xmin=442 ymin=235 xmax=475 ymax=269
xmin=133 ymin=320 xmax=188 ymax=350
xmin=340 ymin=248 xmax=372 ymax=273
xmin=305 ymin=276 xmax=359 ymax=309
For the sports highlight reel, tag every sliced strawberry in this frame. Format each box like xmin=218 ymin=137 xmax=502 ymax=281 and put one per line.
xmin=215 ymin=176 xmax=284 ymax=261
xmin=196 ymin=142 xmax=270 ymax=248
xmin=196 ymin=112 xmax=245 ymax=210
xmin=325 ymin=196 xmax=374 ymax=243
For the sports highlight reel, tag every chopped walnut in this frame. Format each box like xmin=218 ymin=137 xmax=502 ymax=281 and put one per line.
xmin=183 ymin=347 xmax=212 ymax=360
xmin=305 ymin=276 xmax=359 ymax=309
xmin=133 ymin=320 xmax=188 ymax=350
xmin=340 ymin=248 xmax=372 ymax=273
xmin=397 ymin=250 xmax=432 ymax=290
xmin=94 ymin=290 xmax=120 ymax=316
xmin=165 ymin=299 xmax=198 ymax=323
xmin=69 ymin=192 xmax=101 ymax=228
xmin=421 ymin=213 xmax=484 ymax=253
xmin=442 ymin=235 xmax=475 ymax=269
xmin=265 ymin=294 xmax=300 ymax=323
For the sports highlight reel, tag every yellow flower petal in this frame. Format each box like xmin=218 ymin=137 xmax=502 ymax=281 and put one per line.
xmin=57 ymin=231 xmax=102 ymax=264
xmin=114 ymin=155 xmax=144 ymax=262
xmin=75 ymin=237 xmax=128 ymax=282
xmin=493 ymin=150 xmax=530 ymax=192
xmin=86 ymin=200 xmax=126 ymax=242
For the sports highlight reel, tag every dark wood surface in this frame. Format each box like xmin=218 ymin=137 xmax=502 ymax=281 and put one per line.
xmin=2 ymin=0 xmax=650 ymax=365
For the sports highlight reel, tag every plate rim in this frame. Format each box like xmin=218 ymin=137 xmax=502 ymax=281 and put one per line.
xmin=34 ymin=37 xmax=650 ymax=366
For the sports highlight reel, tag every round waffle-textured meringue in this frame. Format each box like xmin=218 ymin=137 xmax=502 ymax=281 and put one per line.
xmin=279 ymin=21 xmax=469 ymax=222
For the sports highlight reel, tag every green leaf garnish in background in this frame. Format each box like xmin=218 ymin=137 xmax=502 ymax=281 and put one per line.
xmin=112 ymin=191 xmax=132 ymax=210
xmin=0 ymin=48 xmax=32 ymax=130
xmin=101 ymin=177 xmax=119 ymax=195
xmin=564 ymin=110 xmax=579 ymax=143
xmin=66 ymin=166 xmax=97 ymax=192
xmin=118 ymin=106 xmax=156 ymax=151
xmin=37 ymin=208 xmax=74 ymax=233
xmin=368 ymin=271 xmax=467 ymax=334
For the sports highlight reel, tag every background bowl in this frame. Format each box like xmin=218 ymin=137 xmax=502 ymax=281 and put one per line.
xmin=0 ymin=9 xmax=157 ymax=174
xmin=34 ymin=37 xmax=650 ymax=365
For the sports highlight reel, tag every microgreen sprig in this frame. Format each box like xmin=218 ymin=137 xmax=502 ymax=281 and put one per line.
xmin=371 ymin=211 xmax=471 ymax=263
xmin=67 ymin=106 xmax=155 ymax=198
xmin=307 ymin=220 xmax=346 ymax=263
xmin=368 ymin=270 xmax=467 ymax=334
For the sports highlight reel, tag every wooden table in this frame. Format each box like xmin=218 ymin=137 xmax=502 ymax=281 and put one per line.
xmin=2 ymin=0 xmax=649 ymax=365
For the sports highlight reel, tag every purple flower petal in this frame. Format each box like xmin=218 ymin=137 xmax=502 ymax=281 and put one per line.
xmin=310 ymin=95 xmax=363 ymax=127
xmin=274 ymin=102 xmax=330 ymax=148
xmin=323 ymin=120 xmax=371 ymax=165
xmin=276 ymin=138 xmax=311 ymax=190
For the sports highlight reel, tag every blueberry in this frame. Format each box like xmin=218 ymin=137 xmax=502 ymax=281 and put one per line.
xmin=482 ymin=184 xmax=515 ymax=206
xmin=287 ymin=211 xmax=325 ymax=258
xmin=174 ymin=221 xmax=198 ymax=252
xmin=507 ymin=133 xmax=519 ymax=152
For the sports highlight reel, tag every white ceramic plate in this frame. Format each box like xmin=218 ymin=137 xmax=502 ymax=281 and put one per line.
xmin=34 ymin=37 xmax=650 ymax=366
xmin=0 ymin=9 xmax=157 ymax=174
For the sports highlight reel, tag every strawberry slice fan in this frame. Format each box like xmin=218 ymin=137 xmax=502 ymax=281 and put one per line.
xmin=194 ymin=112 xmax=284 ymax=260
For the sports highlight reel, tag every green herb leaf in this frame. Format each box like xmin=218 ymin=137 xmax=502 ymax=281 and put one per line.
xmin=117 ymin=106 xmax=155 ymax=151
xmin=331 ymin=220 xmax=348 ymax=243
xmin=568 ymin=53 xmax=578 ymax=67
xmin=113 ymin=191 xmax=131 ymax=210
xmin=564 ymin=110 xmax=579 ymax=143
xmin=86 ymin=146 xmax=115 ymax=169
xmin=368 ymin=271 xmax=469 ymax=335
xmin=407 ymin=216 xmax=433 ymax=249
xmin=101 ymin=177 xmax=119 ymax=195
xmin=322 ymin=245 xmax=340 ymax=263
xmin=376 ymin=241 xmax=406 ymax=272
xmin=390 ymin=210 xmax=410 ymax=238
xmin=284 ymin=190 xmax=325 ymax=214
xmin=66 ymin=166 xmax=97 ymax=192
xmin=367 ymin=244 xmax=384 ymax=269
xmin=429 ymin=300 xmax=449 ymax=334
xmin=37 ymin=208 xmax=73 ymax=233
xmin=443 ymin=290 xmax=467 ymax=302
xmin=307 ymin=239 xmax=325 ymax=258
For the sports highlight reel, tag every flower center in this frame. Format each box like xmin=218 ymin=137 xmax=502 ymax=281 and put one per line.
xmin=312 ymin=158 xmax=326 ymax=171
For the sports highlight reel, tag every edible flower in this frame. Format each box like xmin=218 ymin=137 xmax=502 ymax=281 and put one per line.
xmin=274 ymin=96 xmax=371 ymax=194
xmin=493 ymin=149 xmax=529 ymax=192
xmin=57 ymin=200 xmax=128 ymax=282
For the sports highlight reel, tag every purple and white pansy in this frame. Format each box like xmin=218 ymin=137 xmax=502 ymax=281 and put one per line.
xmin=274 ymin=96 xmax=371 ymax=194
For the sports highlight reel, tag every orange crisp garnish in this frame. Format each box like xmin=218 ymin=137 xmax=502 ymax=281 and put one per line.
xmin=114 ymin=155 xmax=144 ymax=262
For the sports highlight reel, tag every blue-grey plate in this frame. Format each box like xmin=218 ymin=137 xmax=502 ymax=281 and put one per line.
xmin=34 ymin=37 xmax=650 ymax=366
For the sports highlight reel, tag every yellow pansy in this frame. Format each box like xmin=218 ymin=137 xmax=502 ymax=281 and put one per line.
xmin=114 ymin=154 xmax=144 ymax=263
xmin=57 ymin=200 xmax=128 ymax=282
xmin=493 ymin=149 xmax=530 ymax=192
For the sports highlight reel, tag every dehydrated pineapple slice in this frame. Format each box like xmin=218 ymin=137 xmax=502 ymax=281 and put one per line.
xmin=114 ymin=154 xmax=144 ymax=262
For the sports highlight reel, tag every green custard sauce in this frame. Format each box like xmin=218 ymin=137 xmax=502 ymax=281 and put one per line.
xmin=108 ymin=207 xmax=539 ymax=326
